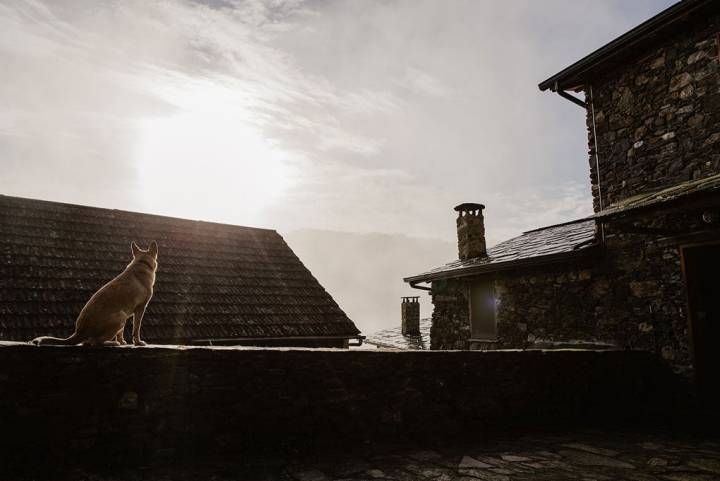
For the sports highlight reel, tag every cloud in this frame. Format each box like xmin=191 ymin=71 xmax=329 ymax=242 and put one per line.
xmin=1 ymin=0 xmax=675 ymax=231
xmin=397 ymin=67 xmax=452 ymax=98
xmin=1 ymin=0 xmax=676 ymax=331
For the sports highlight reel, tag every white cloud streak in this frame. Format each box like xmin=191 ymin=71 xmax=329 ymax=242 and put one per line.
xmin=0 ymin=0 xmax=676 ymax=332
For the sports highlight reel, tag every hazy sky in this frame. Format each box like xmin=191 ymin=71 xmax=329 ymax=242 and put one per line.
xmin=1 ymin=0 xmax=676 ymax=333
xmin=1 ymin=0 xmax=676 ymax=241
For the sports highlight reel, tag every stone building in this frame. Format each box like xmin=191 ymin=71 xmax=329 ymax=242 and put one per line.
xmin=404 ymin=0 xmax=720 ymax=384
xmin=0 ymin=194 xmax=362 ymax=348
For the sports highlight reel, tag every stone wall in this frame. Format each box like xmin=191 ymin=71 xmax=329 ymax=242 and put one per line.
xmin=0 ymin=343 xmax=682 ymax=471
xmin=586 ymin=12 xmax=720 ymax=211
xmin=429 ymin=207 xmax=720 ymax=374
xmin=430 ymin=278 xmax=470 ymax=350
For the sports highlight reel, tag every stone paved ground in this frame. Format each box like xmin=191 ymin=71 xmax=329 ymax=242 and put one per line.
xmin=25 ymin=427 xmax=720 ymax=480
xmin=288 ymin=429 xmax=720 ymax=481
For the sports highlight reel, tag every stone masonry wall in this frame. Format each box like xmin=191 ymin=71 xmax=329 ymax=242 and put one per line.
xmin=0 ymin=343 xmax=681 ymax=471
xmin=430 ymin=278 xmax=470 ymax=350
xmin=429 ymin=208 xmax=720 ymax=375
xmin=586 ymin=12 xmax=720 ymax=212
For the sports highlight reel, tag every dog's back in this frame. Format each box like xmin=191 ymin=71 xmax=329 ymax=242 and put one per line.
xmin=32 ymin=241 xmax=158 ymax=346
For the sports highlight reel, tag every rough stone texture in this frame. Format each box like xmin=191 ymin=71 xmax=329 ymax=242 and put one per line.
xmin=430 ymin=278 xmax=471 ymax=350
xmin=0 ymin=344 xmax=682 ymax=471
xmin=430 ymin=205 xmax=720 ymax=374
xmin=457 ymin=210 xmax=487 ymax=260
xmin=586 ymin=12 xmax=720 ymax=212
xmin=400 ymin=297 xmax=420 ymax=336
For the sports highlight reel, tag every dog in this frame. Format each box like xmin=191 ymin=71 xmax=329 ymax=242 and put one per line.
xmin=31 ymin=241 xmax=158 ymax=347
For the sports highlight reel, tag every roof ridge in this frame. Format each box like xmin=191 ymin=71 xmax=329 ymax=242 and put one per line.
xmin=0 ymin=193 xmax=278 ymax=234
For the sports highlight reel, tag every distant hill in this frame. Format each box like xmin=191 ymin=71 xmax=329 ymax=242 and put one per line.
xmin=281 ymin=229 xmax=454 ymax=336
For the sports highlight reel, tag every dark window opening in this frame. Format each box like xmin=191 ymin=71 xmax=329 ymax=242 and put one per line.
xmin=470 ymin=280 xmax=497 ymax=340
xmin=682 ymin=243 xmax=720 ymax=398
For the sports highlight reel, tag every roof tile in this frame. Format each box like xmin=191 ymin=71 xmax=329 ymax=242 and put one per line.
xmin=0 ymin=195 xmax=360 ymax=342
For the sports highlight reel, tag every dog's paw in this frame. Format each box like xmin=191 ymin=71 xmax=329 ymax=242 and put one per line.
xmin=133 ymin=339 xmax=147 ymax=347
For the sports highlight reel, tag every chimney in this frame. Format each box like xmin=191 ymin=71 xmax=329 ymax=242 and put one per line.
xmin=401 ymin=296 xmax=420 ymax=336
xmin=454 ymin=203 xmax=487 ymax=260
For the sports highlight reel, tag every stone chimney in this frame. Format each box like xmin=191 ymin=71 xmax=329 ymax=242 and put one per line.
xmin=401 ymin=296 xmax=420 ymax=336
xmin=454 ymin=203 xmax=487 ymax=260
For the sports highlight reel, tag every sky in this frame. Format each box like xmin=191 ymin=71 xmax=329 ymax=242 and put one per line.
xmin=1 ymin=0 xmax=676 ymax=334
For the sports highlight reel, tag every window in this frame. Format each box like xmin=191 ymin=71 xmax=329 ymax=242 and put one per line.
xmin=469 ymin=280 xmax=496 ymax=339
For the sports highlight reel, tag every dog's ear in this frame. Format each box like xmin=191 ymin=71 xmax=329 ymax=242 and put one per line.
xmin=149 ymin=240 xmax=158 ymax=257
xmin=131 ymin=241 xmax=142 ymax=257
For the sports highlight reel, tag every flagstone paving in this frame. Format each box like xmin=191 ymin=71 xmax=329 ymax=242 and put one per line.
xmin=284 ymin=429 xmax=720 ymax=481
xmin=22 ymin=427 xmax=720 ymax=480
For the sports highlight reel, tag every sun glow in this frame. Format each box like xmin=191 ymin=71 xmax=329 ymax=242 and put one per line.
xmin=135 ymin=78 xmax=295 ymax=227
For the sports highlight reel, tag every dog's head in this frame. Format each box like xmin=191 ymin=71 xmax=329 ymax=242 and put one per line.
xmin=131 ymin=241 xmax=158 ymax=270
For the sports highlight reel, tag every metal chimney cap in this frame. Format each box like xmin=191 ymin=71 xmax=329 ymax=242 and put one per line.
xmin=454 ymin=203 xmax=485 ymax=212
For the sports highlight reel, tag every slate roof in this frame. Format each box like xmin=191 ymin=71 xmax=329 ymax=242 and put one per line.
xmin=0 ymin=195 xmax=360 ymax=343
xmin=594 ymin=172 xmax=720 ymax=220
xmin=404 ymin=219 xmax=598 ymax=283
xmin=365 ymin=318 xmax=431 ymax=350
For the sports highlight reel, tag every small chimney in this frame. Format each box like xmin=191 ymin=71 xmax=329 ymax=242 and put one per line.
xmin=401 ymin=296 xmax=420 ymax=336
xmin=454 ymin=203 xmax=487 ymax=260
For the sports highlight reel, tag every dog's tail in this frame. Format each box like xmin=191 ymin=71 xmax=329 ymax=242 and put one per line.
xmin=30 ymin=333 xmax=82 ymax=346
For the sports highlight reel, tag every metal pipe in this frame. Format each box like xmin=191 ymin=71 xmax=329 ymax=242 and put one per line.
xmin=557 ymin=89 xmax=588 ymax=108
xmin=409 ymin=280 xmax=432 ymax=291
xmin=188 ymin=335 xmax=365 ymax=344
xmin=553 ymin=81 xmax=588 ymax=108
xmin=589 ymin=84 xmax=606 ymax=243
xmin=551 ymin=80 xmax=606 ymax=244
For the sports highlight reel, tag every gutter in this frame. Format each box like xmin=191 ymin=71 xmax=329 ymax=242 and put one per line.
xmin=403 ymin=244 xmax=601 ymax=285
xmin=188 ymin=335 xmax=366 ymax=346
xmin=409 ymin=280 xmax=431 ymax=292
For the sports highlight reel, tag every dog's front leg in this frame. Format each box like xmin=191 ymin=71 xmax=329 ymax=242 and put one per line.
xmin=132 ymin=304 xmax=147 ymax=346
xmin=115 ymin=328 xmax=127 ymax=345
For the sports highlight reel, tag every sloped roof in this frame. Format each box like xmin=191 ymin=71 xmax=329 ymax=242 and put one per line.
xmin=365 ymin=318 xmax=431 ymax=350
xmin=0 ymin=195 xmax=360 ymax=343
xmin=539 ymin=0 xmax=717 ymax=92
xmin=404 ymin=219 xmax=597 ymax=283
xmin=594 ymin=172 xmax=720 ymax=220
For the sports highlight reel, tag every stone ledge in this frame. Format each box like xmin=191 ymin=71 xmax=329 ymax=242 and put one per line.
xmin=0 ymin=345 xmax=686 ymax=470
xmin=0 ymin=340 xmax=629 ymax=353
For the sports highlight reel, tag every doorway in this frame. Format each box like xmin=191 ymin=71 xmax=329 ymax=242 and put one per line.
xmin=682 ymin=243 xmax=720 ymax=397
